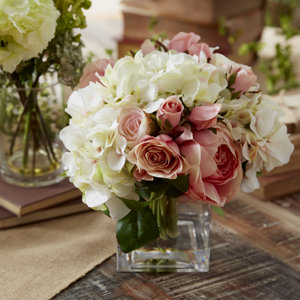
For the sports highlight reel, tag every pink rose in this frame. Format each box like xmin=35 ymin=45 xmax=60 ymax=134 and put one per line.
xmin=168 ymin=32 xmax=200 ymax=53
xmin=118 ymin=107 xmax=151 ymax=149
xmin=231 ymin=66 xmax=257 ymax=95
xmin=179 ymin=126 xmax=242 ymax=206
xmin=157 ymin=96 xmax=184 ymax=129
xmin=188 ymin=42 xmax=211 ymax=59
xmin=188 ymin=104 xmax=221 ymax=130
xmin=127 ymin=135 xmax=187 ymax=181
xmin=78 ymin=58 xmax=114 ymax=89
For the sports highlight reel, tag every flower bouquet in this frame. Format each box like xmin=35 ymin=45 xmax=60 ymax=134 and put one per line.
xmin=0 ymin=0 xmax=91 ymax=187
xmin=60 ymin=32 xmax=294 ymax=272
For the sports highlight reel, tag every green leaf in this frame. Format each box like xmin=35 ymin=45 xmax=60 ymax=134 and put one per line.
xmin=212 ymin=206 xmax=225 ymax=217
xmin=141 ymin=179 xmax=169 ymax=195
xmin=59 ymin=170 xmax=67 ymax=177
xmin=163 ymin=174 xmax=189 ymax=194
xmin=208 ymin=127 xmax=217 ymax=135
xmin=227 ymin=72 xmax=237 ymax=88
xmin=105 ymin=48 xmax=113 ymax=56
xmin=117 ymin=207 xmax=159 ymax=253
xmin=120 ymin=186 xmax=166 ymax=210
xmin=119 ymin=197 xmax=149 ymax=210
xmin=135 ymin=186 xmax=152 ymax=201
xmin=149 ymin=16 xmax=159 ymax=31
xmin=231 ymin=91 xmax=242 ymax=99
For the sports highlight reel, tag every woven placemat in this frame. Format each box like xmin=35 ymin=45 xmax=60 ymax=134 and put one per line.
xmin=0 ymin=211 xmax=116 ymax=300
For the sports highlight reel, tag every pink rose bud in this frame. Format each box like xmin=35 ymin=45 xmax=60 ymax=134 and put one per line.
xmin=188 ymin=42 xmax=211 ymax=59
xmin=118 ymin=107 xmax=151 ymax=149
xmin=127 ymin=134 xmax=187 ymax=181
xmin=188 ymin=104 xmax=221 ymax=130
xmin=168 ymin=32 xmax=201 ymax=53
xmin=141 ymin=39 xmax=156 ymax=55
xmin=157 ymin=96 xmax=184 ymax=129
xmin=78 ymin=58 xmax=114 ymax=89
xmin=231 ymin=66 xmax=257 ymax=95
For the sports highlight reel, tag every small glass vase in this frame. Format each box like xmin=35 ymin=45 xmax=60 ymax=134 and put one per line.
xmin=117 ymin=201 xmax=211 ymax=272
xmin=0 ymin=81 xmax=68 ymax=187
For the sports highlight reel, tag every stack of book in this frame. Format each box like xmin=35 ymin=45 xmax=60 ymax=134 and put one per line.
xmin=0 ymin=178 xmax=88 ymax=229
xmin=119 ymin=0 xmax=265 ymax=64
xmin=253 ymin=133 xmax=300 ymax=200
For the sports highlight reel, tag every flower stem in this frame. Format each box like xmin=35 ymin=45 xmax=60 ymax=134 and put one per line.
xmin=35 ymin=102 xmax=57 ymax=162
xmin=151 ymin=196 xmax=178 ymax=240
xmin=166 ymin=197 xmax=178 ymax=238
xmin=22 ymin=108 xmax=32 ymax=169
xmin=33 ymin=104 xmax=56 ymax=166
xmin=9 ymin=72 xmax=58 ymax=174
xmin=9 ymin=98 xmax=30 ymax=155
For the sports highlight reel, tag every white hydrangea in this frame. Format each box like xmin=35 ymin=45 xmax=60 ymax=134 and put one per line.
xmin=227 ymin=96 xmax=294 ymax=193
xmin=0 ymin=0 xmax=60 ymax=72
xmin=60 ymin=84 xmax=138 ymax=219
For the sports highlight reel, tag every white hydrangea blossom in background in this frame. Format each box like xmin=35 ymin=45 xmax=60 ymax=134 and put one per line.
xmin=0 ymin=0 xmax=60 ymax=72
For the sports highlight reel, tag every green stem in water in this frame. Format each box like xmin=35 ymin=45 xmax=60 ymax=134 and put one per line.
xmin=35 ymin=102 xmax=57 ymax=162
xmin=22 ymin=108 xmax=32 ymax=170
xmin=33 ymin=107 xmax=56 ymax=166
xmin=166 ymin=197 xmax=178 ymax=238
xmin=151 ymin=196 xmax=178 ymax=240
xmin=9 ymin=98 xmax=30 ymax=155
xmin=158 ymin=196 xmax=168 ymax=240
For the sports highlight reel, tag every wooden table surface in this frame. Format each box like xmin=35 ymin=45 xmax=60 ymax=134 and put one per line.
xmin=54 ymin=192 xmax=300 ymax=300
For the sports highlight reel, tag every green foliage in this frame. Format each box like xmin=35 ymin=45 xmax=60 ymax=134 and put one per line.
xmin=117 ymin=175 xmax=190 ymax=251
xmin=238 ymin=41 xmax=264 ymax=57
xmin=218 ymin=16 xmax=241 ymax=45
xmin=120 ymin=175 xmax=190 ymax=211
xmin=105 ymin=49 xmax=113 ymax=57
xmin=117 ymin=207 xmax=159 ymax=253
xmin=149 ymin=16 xmax=159 ymax=32
xmin=148 ymin=16 xmax=168 ymax=41
xmin=237 ymin=0 xmax=300 ymax=94
xmin=259 ymin=44 xmax=299 ymax=94
xmin=212 ymin=206 xmax=225 ymax=217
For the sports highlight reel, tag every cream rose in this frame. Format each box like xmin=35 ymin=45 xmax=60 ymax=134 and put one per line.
xmin=127 ymin=134 xmax=187 ymax=181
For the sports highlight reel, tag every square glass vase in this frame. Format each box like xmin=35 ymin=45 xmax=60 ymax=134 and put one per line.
xmin=117 ymin=201 xmax=211 ymax=272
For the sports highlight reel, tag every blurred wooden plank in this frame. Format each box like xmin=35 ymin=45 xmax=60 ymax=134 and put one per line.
xmin=214 ymin=193 xmax=300 ymax=270
xmin=122 ymin=0 xmax=264 ymax=24
xmin=271 ymin=192 xmax=300 ymax=216
xmin=252 ymin=170 xmax=300 ymax=200
xmin=262 ymin=150 xmax=300 ymax=176
xmin=122 ymin=8 xmax=264 ymax=48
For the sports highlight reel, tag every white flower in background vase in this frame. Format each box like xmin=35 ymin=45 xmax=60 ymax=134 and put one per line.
xmin=0 ymin=0 xmax=60 ymax=72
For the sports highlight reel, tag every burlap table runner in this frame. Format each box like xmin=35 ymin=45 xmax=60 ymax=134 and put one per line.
xmin=0 ymin=211 xmax=117 ymax=300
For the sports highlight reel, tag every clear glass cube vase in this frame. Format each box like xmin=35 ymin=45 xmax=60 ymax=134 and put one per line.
xmin=117 ymin=201 xmax=211 ymax=273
